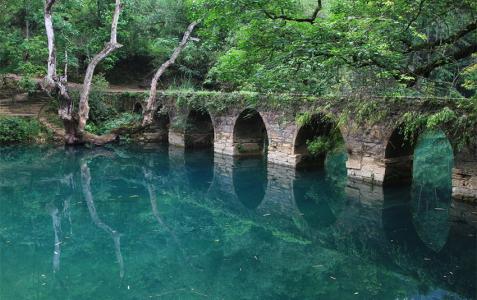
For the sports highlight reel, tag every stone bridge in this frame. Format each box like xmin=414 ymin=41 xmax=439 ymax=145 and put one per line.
xmin=129 ymin=93 xmax=477 ymax=203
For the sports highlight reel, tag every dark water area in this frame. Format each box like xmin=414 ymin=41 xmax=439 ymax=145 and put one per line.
xmin=0 ymin=132 xmax=475 ymax=299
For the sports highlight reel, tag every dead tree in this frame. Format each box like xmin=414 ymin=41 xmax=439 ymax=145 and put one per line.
xmin=42 ymin=0 xmax=122 ymax=145
xmin=142 ymin=21 xmax=199 ymax=127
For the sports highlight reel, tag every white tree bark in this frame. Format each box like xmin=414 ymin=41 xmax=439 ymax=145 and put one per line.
xmin=78 ymin=0 xmax=123 ymax=133
xmin=44 ymin=0 xmax=57 ymax=88
xmin=142 ymin=21 xmax=200 ymax=126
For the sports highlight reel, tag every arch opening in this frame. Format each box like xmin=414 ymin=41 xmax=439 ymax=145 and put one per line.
xmin=293 ymin=114 xmax=346 ymax=170
xmin=184 ymin=110 xmax=214 ymax=149
xmin=384 ymin=127 xmax=453 ymax=187
xmin=133 ymin=102 xmax=143 ymax=114
xmin=233 ymin=109 xmax=268 ymax=157
xmin=383 ymin=125 xmax=416 ymax=185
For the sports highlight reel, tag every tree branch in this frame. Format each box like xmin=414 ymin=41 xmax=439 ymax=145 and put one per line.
xmin=411 ymin=42 xmax=477 ymax=78
xmin=404 ymin=0 xmax=426 ymax=32
xmin=407 ymin=20 xmax=477 ymax=52
xmin=264 ymin=0 xmax=322 ymax=24
xmin=142 ymin=20 xmax=200 ymax=126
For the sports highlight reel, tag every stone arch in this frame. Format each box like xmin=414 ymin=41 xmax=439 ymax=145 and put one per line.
xmin=383 ymin=125 xmax=454 ymax=186
xmin=133 ymin=102 xmax=143 ymax=114
xmin=184 ymin=109 xmax=215 ymax=149
xmin=293 ymin=113 xmax=346 ymax=170
xmin=233 ymin=109 xmax=269 ymax=156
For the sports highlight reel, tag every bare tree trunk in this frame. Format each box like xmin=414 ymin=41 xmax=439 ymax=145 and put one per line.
xmin=142 ymin=21 xmax=199 ymax=127
xmin=41 ymin=0 xmax=122 ymax=145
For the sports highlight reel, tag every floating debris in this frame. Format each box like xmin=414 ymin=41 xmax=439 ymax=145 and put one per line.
xmin=263 ymin=213 xmax=271 ymax=217
xmin=424 ymin=257 xmax=431 ymax=261
xmin=434 ymin=207 xmax=445 ymax=211
xmin=330 ymin=276 xmax=336 ymax=280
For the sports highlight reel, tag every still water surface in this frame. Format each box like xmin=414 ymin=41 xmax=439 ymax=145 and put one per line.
xmin=0 ymin=133 xmax=475 ymax=299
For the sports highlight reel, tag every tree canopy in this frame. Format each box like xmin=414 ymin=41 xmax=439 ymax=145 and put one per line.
xmin=1 ymin=0 xmax=476 ymax=97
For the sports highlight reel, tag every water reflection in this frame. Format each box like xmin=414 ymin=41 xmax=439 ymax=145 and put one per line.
xmin=81 ymin=160 xmax=125 ymax=279
xmin=0 ymin=144 xmax=475 ymax=299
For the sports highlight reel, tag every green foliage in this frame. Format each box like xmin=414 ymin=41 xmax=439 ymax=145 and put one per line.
xmin=17 ymin=76 xmax=37 ymax=93
xmin=190 ymin=0 xmax=476 ymax=97
xmin=306 ymin=128 xmax=344 ymax=156
xmin=96 ymin=112 xmax=142 ymax=135
xmin=0 ymin=117 xmax=46 ymax=144
xmin=306 ymin=137 xmax=332 ymax=156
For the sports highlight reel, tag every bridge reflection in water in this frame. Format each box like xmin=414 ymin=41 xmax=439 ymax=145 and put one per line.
xmin=0 ymin=144 xmax=475 ymax=299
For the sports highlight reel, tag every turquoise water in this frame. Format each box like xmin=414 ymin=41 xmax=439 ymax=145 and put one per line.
xmin=0 ymin=133 xmax=475 ymax=299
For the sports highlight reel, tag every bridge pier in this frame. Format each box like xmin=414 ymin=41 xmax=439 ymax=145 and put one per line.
xmin=452 ymin=143 xmax=477 ymax=202
xmin=212 ymin=114 xmax=236 ymax=156
xmin=342 ymin=125 xmax=388 ymax=185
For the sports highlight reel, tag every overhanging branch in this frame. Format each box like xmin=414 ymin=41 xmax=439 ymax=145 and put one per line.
xmin=264 ymin=0 xmax=323 ymax=24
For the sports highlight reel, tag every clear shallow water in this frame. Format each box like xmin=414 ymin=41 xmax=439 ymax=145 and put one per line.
xmin=0 ymin=133 xmax=475 ymax=300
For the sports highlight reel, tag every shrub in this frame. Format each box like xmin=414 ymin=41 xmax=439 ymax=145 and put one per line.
xmin=16 ymin=76 xmax=38 ymax=93
xmin=0 ymin=117 xmax=45 ymax=144
xmin=88 ymin=113 xmax=142 ymax=135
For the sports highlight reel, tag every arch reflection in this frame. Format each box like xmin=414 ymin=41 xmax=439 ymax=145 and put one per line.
xmin=184 ymin=149 xmax=214 ymax=192
xmin=232 ymin=157 xmax=267 ymax=210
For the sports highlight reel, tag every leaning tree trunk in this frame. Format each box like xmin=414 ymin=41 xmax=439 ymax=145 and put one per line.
xmin=42 ymin=0 xmax=122 ymax=145
xmin=142 ymin=21 xmax=199 ymax=127
xmin=77 ymin=0 xmax=123 ymax=134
